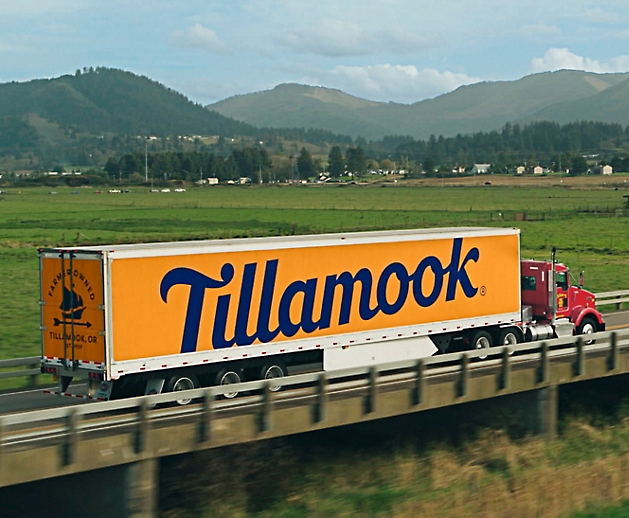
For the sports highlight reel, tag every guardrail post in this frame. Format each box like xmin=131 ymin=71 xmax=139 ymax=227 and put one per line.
xmin=29 ymin=367 xmax=39 ymax=388
xmin=459 ymin=354 xmax=469 ymax=398
xmin=501 ymin=347 xmax=511 ymax=390
xmin=412 ymin=359 xmax=426 ymax=406
xmin=0 ymin=417 xmax=5 ymax=471
xmin=364 ymin=367 xmax=378 ymax=414
xmin=313 ymin=373 xmax=327 ymax=423
xmin=574 ymin=337 xmax=585 ymax=377
xmin=63 ymin=408 xmax=80 ymax=466
xmin=608 ymin=332 xmax=619 ymax=372
xmin=198 ymin=389 xmax=214 ymax=444
xmin=538 ymin=342 xmax=549 ymax=384
xmin=617 ymin=295 xmax=622 ymax=311
xmin=135 ymin=398 xmax=150 ymax=454
xmin=259 ymin=382 xmax=273 ymax=433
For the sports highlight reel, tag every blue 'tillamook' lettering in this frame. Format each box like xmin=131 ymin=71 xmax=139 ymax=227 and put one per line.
xmin=160 ymin=237 xmax=479 ymax=353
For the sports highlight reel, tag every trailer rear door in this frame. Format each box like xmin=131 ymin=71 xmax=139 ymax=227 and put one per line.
xmin=40 ymin=250 xmax=106 ymax=367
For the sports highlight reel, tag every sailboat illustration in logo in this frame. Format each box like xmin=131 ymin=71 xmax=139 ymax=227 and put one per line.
xmin=53 ymin=286 xmax=91 ymax=327
xmin=60 ymin=286 xmax=86 ymax=319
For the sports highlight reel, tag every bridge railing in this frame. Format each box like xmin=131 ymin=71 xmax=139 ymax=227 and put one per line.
xmin=2 ymin=328 xmax=629 ymax=449
xmin=596 ymin=290 xmax=629 ymax=311
xmin=0 ymin=288 xmax=626 ymax=385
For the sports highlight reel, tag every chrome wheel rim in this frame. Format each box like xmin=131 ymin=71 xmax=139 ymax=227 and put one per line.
xmin=172 ymin=377 xmax=194 ymax=405
xmin=219 ymin=371 xmax=241 ymax=399
xmin=263 ymin=365 xmax=285 ymax=392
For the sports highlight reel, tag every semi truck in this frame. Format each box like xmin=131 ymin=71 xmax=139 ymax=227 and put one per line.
xmin=39 ymin=227 xmax=605 ymax=402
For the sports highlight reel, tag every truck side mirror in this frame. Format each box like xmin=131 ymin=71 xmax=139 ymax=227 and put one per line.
xmin=579 ymin=271 xmax=584 ymax=288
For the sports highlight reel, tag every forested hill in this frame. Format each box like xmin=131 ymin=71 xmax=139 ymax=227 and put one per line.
xmin=210 ymin=70 xmax=629 ymax=140
xmin=0 ymin=67 xmax=254 ymax=137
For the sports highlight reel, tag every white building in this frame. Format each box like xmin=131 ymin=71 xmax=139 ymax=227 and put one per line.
xmin=471 ymin=164 xmax=491 ymax=174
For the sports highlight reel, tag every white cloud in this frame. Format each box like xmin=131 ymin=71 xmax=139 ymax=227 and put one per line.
xmin=306 ymin=64 xmax=480 ymax=103
xmin=275 ymin=19 xmax=429 ymax=57
xmin=531 ymin=48 xmax=629 ymax=73
xmin=171 ymin=23 xmax=229 ymax=54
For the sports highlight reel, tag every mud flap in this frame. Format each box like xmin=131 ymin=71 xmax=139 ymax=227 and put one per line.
xmin=95 ymin=380 xmax=114 ymax=400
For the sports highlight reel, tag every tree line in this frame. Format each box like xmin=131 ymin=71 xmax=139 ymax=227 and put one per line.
xmin=5 ymin=119 xmax=629 ymax=182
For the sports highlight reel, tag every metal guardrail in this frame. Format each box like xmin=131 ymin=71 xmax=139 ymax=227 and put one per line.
xmin=596 ymin=290 xmax=629 ymax=310
xmin=0 ymin=289 xmax=626 ymax=385
xmin=2 ymin=329 xmax=629 ymax=446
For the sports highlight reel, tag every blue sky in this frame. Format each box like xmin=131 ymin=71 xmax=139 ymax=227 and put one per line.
xmin=2 ymin=1 xmax=629 ymax=105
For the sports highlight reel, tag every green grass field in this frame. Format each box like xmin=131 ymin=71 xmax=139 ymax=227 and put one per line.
xmin=0 ymin=183 xmax=628 ymax=360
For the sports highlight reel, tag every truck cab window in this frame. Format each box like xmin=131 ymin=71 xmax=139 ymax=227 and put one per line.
xmin=556 ymin=272 xmax=568 ymax=291
xmin=521 ymin=275 xmax=536 ymax=291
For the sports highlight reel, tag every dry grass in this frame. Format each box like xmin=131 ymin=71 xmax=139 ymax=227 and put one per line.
xmin=160 ymin=416 xmax=629 ymax=518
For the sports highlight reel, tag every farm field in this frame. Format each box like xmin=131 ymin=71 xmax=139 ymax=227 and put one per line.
xmin=0 ymin=182 xmax=628 ymax=360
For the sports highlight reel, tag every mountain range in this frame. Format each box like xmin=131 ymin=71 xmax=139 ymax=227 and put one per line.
xmin=2 ymin=68 xmax=629 ymax=149
xmin=210 ymin=70 xmax=629 ymax=140
xmin=0 ymin=67 xmax=254 ymax=138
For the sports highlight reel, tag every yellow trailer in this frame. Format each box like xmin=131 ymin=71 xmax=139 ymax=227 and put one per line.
xmin=40 ymin=227 xmax=521 ymax=401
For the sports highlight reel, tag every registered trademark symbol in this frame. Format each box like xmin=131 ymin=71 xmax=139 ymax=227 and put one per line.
xmin=480 ymin=286 xmax=487 ymax=296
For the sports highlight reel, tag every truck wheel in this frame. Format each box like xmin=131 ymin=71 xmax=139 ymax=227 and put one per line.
xmin=470 ymin=330 xmax=493 ymax=359
xmin=498 ymin=328 xmax=520 ymax=355
xmin=215 ymin=369 xmax=243 ymax=399
xmin=259 ymin=363 xmax=287 ymax=392
xmin=577 ymin=316 xmax=597 ymax=344
xmin=165 ymin=375 xmax=197 ymax=406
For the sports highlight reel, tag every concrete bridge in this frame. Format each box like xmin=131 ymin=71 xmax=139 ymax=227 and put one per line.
xmin=1 ymin=328 xmax=629 ymax=517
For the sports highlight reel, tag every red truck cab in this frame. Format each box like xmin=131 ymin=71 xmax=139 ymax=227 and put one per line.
xmin=521 ymin=260 xmax=605 ymax=336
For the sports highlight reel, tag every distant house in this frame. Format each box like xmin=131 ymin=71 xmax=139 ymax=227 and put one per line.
xmin=601 ymin=165 xmax=613 ymax=175
xmin=516 ymin=166 xmax=525 ymax=175
xmin=472 ymin=164 xmax=491 ymax=174
xmin=533 ymin=166 xmax=543 ymax=175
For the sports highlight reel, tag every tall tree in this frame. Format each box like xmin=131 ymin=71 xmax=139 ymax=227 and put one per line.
xmin=297 ymin=147 xmax=315 ymax=179
xmin=345 ymin=146 xmax=366 ymax=178
xmin=328 ymin=146 xmax=344 ymax=177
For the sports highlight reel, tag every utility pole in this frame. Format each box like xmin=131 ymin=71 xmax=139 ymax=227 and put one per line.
xmin=145 ymin=138 xmax=148 ymax=183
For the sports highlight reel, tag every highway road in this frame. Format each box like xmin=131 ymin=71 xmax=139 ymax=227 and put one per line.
xmin=2 ymin=311 xmax=628 ymax=418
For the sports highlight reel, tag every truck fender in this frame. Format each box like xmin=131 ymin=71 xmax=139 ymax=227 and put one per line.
xmin=571 ymin=307 xmax=604 ymax=330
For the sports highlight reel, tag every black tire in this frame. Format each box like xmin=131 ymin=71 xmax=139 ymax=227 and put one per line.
xmin=577 ymin=316 xmax=597 ymax=344
xmin=259 ymin=363 xmax=287 ymax=392
xmin=215 ymin=368 xmax=243 ymax=399
xmin=164 ymin=374 xmax=197 ymax=405
xmin=497 ymin=327 xmax=521 ymax=355
xmin=470 ymin=330 xmax=493 ymax=359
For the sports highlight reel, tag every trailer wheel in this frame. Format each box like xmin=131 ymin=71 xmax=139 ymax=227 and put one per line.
xmin=259 ymin=363 xmax=287 ymax=392
xmin=165 ymin=375 xmax=197 ymax=406
xmin=577 ymin=316 xmax=597 ymax=345
xmin=215 ymin=369 xmax=243 ymax=399
xmin=470 ymin=330 xmax=493 ymax=360
xmin=498 ymin=328 xmax=521 ymax=355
